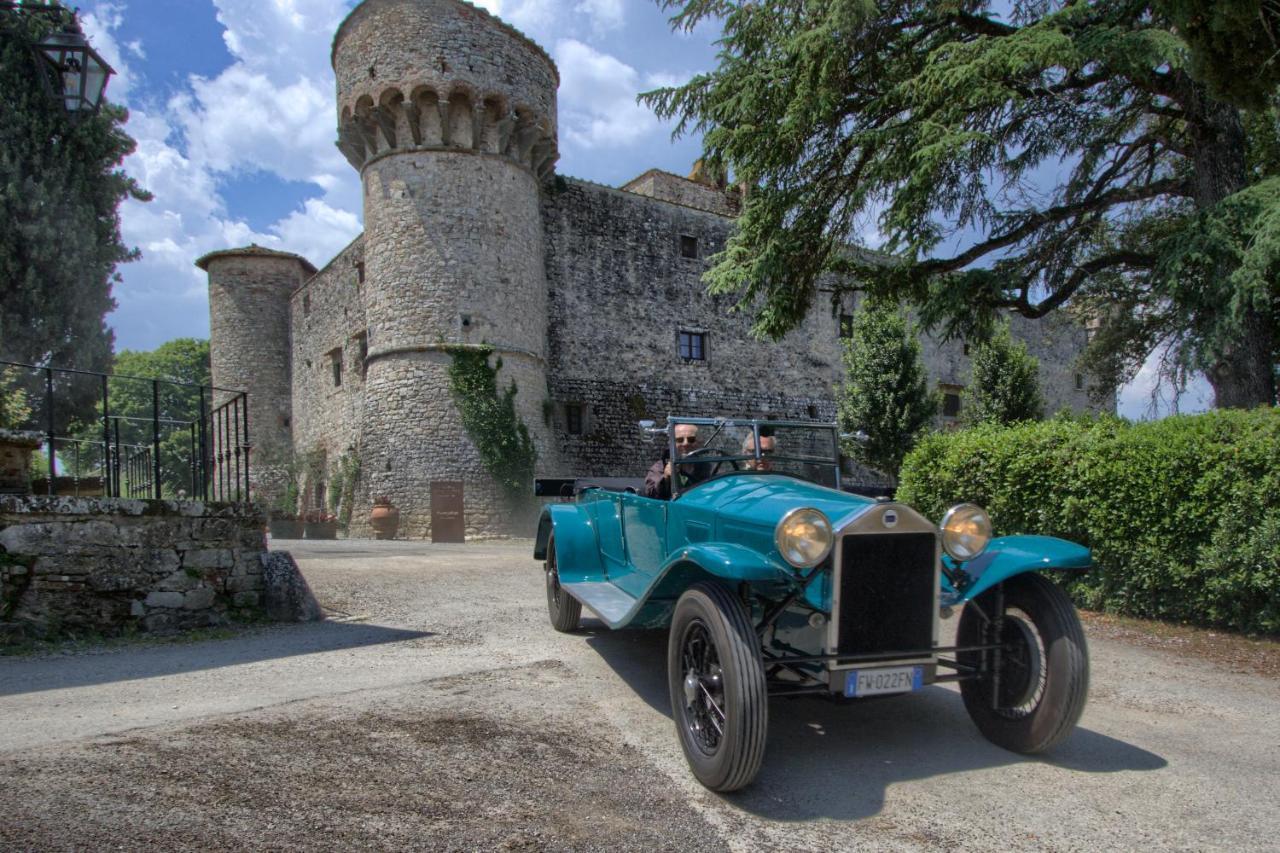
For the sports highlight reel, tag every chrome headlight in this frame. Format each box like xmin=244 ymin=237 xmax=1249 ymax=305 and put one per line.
xmin=775 ymin=507 xmax=834 ymax=568
xmin=940 ymin=503 xmax=992 ymax=562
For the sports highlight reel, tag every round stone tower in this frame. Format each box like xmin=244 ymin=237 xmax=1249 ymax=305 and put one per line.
xmin=332 ymin=0 xmax=558 ymax=537
xmin=198 ymin=246 xmax=316 ymax=503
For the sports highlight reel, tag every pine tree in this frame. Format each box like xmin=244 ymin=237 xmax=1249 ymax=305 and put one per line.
xmin=837 ymin=299 xmax=936 ymax=477
xmin=961 ymin=322 xmax=1046 ymax=426
xmin=644 ymin=0 xmax=1280 ymax=408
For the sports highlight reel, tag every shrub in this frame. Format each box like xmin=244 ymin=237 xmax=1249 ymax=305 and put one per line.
xmin=898 ymin=408 xmax=1280 ymax=634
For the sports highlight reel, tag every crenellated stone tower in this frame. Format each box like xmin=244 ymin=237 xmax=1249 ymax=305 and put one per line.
xmin=331 ymin=0 xmax=560 ymax=536
xmin=199 ymin=246 xmax=316 ymax=503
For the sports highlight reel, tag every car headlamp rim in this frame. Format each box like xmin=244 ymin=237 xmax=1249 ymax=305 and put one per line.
xmin=940 ymin=502 xmax=992 ymax=562
xmin=774 ymin=506 xmax=834 ymax=569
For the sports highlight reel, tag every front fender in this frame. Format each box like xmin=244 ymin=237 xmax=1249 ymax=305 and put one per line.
xmin=647 ymin=543 xmax=794 ymax=602
xmin=533 ymin=504 xmax=603 ymax=584
xmin=947 ymin=535 xmax=1091 ymax=604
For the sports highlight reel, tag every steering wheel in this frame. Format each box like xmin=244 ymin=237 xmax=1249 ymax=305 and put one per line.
xmin=681 ymin=446 xmax=741 ymax=477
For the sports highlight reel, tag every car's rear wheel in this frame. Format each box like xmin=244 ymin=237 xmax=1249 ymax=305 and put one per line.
xmin=957 ymin=573 xmax=1089 ymax=753
xmin=544 ymin=533 xmax=581 ymax=632
xmin=668 ymin=581 xmax=767 ymax=791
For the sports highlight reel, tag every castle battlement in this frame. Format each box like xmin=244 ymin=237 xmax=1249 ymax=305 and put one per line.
xmin=333 ymin=0 xmax=557 ymax=178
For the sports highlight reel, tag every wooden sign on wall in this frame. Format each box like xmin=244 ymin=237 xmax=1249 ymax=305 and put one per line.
xmin=430 ymin=480 xmax=465 ymax=543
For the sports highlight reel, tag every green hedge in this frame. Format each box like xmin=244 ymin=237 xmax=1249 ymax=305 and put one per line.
xmin=897 ymin=409 xmax=1280 ymax=635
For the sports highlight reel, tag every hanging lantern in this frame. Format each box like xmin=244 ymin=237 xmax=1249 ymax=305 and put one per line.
xmin=33 ymin=25 xmax=114 ymax=117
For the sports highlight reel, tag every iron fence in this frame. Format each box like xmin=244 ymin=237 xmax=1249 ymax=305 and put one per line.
xmin=0 ymin=359 xmax=251 ymax=502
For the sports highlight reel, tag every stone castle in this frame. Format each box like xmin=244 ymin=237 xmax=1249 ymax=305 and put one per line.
xmin=199 ymin=0 xmax=1105 ymax=539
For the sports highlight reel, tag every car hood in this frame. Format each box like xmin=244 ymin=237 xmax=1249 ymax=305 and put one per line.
xmin=677 ymin=474 xmax=878 ymax=529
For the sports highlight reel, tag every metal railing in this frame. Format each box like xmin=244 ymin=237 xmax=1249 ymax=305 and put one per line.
xmin=0 ymin=359 xmax=251 ymax=502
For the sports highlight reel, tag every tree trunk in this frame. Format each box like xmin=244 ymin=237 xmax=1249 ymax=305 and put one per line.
xmin=1183 ymin=79 xmax=1278 ymax=408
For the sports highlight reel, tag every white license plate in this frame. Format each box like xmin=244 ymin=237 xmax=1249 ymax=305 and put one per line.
xmin=845 ymin=665 xmax=923 ymax=698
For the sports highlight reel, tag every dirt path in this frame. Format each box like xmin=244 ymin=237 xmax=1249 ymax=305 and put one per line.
xmin=1 ymin=539 xmax=1276 ymax=851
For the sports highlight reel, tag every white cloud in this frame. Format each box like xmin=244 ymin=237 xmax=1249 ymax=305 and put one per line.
xmin=80 ymin=0 xmax=362 ymax=351
xmin=574 ymin=0 xmax=625 ymax=34
xmin=554 ymin=38 xmax=668 ymax=149
xmin=80 ymin=3 xmax=137 ymax=102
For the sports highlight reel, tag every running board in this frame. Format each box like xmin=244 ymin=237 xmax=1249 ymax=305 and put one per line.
xmin=561 ymin=581 xmax=636 ymax=627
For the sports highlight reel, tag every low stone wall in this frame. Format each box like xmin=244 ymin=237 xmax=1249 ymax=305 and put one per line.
xmin=0 ymin=496 xmax=270 ymax=640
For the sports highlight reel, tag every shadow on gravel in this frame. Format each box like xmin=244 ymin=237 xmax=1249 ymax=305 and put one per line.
xmin=0 ymin=622 xmax=432 ymax=697
xmin=584 ymin=622 xmax=1167 ymax=822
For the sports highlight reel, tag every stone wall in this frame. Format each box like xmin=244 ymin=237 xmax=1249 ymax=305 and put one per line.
xmin=290 ymin=238 xmax=368 ymax=521
xmin=0 ymin=496 xmax=267 ymax=640
xmin=621 ymin=169 xmax=742 ymax=217
xmin=542 ymin=178 xmax=851 ymax=477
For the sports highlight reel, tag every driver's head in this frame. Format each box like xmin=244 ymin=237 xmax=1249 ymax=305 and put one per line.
xmin=673 ymin=423 xmax=700 ymax=457
xmin=742 ymin=433 xmax=777 ymax=470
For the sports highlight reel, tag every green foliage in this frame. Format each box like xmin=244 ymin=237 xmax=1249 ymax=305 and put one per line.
xmin=0 ymin=369 xmax=32 ymax=430
xmin=327 ymin=450 xmax=360 ymax=527
xmin=1157 ymin=0 xmax=1280 ymax=110
xmin=1 ymin=6 xmax=149 ymax=424
xmin=645 ymin=0 xmax=1278 ymax=406
xmin=836 ymin=299 xmax=936 ymax=477
xmin=898 ymin=410 xmax=1280 ymax=634
xmin=100 ymin=339 xmax=210 ymax=497
xmin=961 ymin=321 xmax=1045 ymax=425
xmin=446 ymin=346 xmax=536 ymax=499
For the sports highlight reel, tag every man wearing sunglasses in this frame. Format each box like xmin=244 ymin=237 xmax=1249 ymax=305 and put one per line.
xmin=741 ymin=431 xmax=777 ymax=471
xmin=643 ymin=423 xmax=710 ymax=499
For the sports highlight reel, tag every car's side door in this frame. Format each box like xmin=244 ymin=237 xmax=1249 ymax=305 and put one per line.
xmin=614 ymin=492 xmax=667 ymax=598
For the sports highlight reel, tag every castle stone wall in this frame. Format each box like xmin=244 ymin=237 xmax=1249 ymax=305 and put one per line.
xmin=542 ymin=178 xmax=845 ymax=477
xmin=289 ymin=238 xmax=368 ymax=518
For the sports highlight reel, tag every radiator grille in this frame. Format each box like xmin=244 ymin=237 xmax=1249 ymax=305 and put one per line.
xmin=836 ymin=533 xmax=936 ymax=656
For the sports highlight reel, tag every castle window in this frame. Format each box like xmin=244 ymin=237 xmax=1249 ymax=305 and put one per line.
xmin=565 ymin=403 xmax=584 ymax=436
xmin=963 ymin=342 xmax=971 ymax=356
xmin=303 ymin=293 xmax=311 ymax=316
xmin=679 ymin=330 xmax=706 ymax=361
xmin=355 ymin=261 xmax=365 ymax=283
xmin=839 ymin=314 xmax=854 ymax=339
xmin=355 ymin=331 xmax=369 ymax=379
xmin=329 ymin=347 xmax=343 ymax=387
xmin=1075 ymin=373 xmax=1085 ymax=391
xmin=942 ymin=392 xmax=961 ymax=418
xmin=680 ymin=235 xmax=699 ymax=259
xmin=807 ymin=404 xmax=818 ymax=419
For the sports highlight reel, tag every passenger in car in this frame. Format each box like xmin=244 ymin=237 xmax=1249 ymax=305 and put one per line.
xmin=742 ymin=431 xmax=777 ymax=471
xmin=643 ymin=423 xmax=710 ymax=499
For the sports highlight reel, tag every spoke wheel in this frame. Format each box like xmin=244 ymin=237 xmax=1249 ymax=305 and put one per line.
xmin=958 ymin=573 xmax=1089 ymax=753
xmin=544 ymin=534 xmax=581 ymax=632
xmin=667 ymin=581 xmax=767 ymax=791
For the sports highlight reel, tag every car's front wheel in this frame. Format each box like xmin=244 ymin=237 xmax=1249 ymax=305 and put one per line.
xmin=544 ymin=533 xmax=581 ymax=632
xmin=957 ymin=573 xmax=1089 ymax=753
xmin=667 ymin=581 xmax=767 ymax=792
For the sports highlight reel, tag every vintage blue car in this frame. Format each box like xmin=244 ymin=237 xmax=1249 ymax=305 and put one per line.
xmin=533 ymin=417 xmax=1091 ymax=792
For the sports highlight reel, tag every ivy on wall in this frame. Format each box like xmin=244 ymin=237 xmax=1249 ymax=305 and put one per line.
xmin=446 ymin=346 xmax=536 ymax=498
xmin=328 ymin=450 xmax=361 ymax=527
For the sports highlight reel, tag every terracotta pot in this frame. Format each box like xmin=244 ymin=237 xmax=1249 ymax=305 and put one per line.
xmin=370 ymin=503 xmax=400 ymax=540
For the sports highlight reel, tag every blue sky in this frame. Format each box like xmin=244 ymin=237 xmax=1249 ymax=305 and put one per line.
xmin=77 ymin=0 xmax=1209 ymax=419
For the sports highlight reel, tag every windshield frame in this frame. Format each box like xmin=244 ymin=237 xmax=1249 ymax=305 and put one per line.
xmin=661 ymin=417 xmax=843 ymax=498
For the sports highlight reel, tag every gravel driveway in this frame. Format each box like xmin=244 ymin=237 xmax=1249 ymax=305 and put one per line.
xmin=1 ymin=539 xmax=1277 ymax=851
